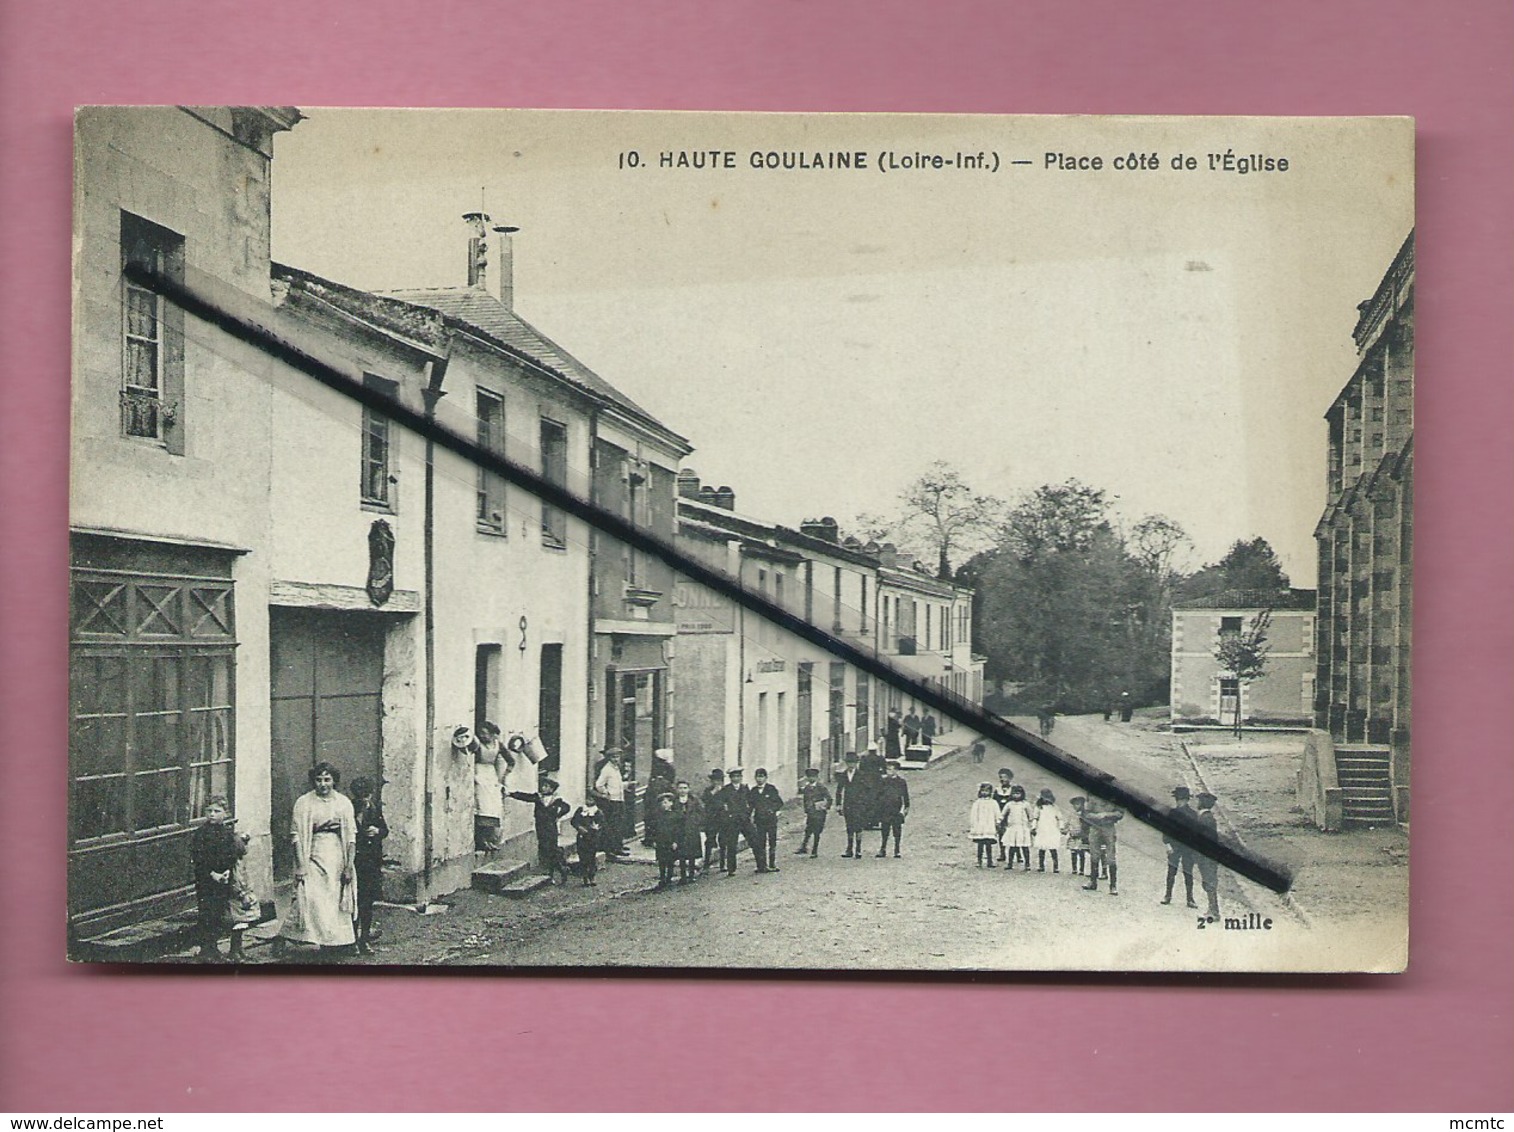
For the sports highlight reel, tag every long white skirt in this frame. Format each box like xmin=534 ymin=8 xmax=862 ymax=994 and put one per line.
xmin=281 ymin=831 xmax=356 ymax=946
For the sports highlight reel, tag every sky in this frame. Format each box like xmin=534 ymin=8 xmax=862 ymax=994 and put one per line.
xmin=270 ymin=110 xmax=1414 ymax=586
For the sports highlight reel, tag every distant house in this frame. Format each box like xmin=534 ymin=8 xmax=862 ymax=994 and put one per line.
xmin=1170 ymin=590 xmax=1317 ymax=726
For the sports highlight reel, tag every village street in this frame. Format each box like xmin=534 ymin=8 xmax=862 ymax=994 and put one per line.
xmin=207 ymin=712 xmax=1415 ymax=974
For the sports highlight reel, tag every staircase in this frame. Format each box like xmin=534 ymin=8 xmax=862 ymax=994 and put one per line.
xmin=1334 ymin=745 xmax=1396 ymax=825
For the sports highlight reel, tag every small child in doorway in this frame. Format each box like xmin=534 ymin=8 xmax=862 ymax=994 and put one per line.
xmin=350 ymin=777 xmax=388 ymax=955
xmin=969 ymin=782 xmax=1001 ymax=868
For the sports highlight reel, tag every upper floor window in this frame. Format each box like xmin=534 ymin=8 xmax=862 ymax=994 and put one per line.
xmin=360 ymin=375 xmax=398 ymax=510
xmin=540 ymin=418 xmax=568 ymax=547
xmin=477 ymin=389 xmax=507 ymax=534
xmin=120 ymin=213 xmax=185 ymax=451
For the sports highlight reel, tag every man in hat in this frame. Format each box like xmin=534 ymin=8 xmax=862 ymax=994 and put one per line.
xmin=716 ymin=767 xmax=757 ymax=876
xmin=1195 ymin=791 xmax=1222 ymax=920
xmin=700 ymin=768 xmax=727 ymax=873
xmin=875 ymin=758 xmax=911 ymax=857
xmin=1081 ymin=797 xmax=1125 ymax=895
xmin=1161 ymin=785 xmax=1199 ymax=908
xmin=593 ymin=748 xmax=628 ymax=857
xmin=902 ymin=709 xmax=922 ymax=751
xmin=796 ymin=767 xmax=832 ymax=857
xmin=834 ymin=752 xmax=864 ymax=858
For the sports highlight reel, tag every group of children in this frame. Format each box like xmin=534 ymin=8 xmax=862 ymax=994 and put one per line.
xmin=969 ymin=773 xmax=1085 ymax=874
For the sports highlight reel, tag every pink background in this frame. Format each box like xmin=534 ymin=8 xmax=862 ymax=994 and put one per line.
xmin=2 ymin=0 xmax=1510 ymax=1112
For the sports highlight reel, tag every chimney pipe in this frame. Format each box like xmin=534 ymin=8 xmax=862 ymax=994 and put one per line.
xmin=676 ymin=468 xmax=701 ymax=499
xmin=492 ymin=224 xmax=518 ymax=308
xmin=714 ymin=486 xmax=736 ymax=511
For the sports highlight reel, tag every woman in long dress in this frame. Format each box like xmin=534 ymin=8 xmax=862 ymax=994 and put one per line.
xmin=472 ymin=721 xmax=514 ymax=851
xmin=280 ymin=761 xmax=357 ymax=954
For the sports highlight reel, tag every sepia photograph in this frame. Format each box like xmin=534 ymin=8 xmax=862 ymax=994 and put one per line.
xmin=69 ymin=107 xmax=1414 ymax=972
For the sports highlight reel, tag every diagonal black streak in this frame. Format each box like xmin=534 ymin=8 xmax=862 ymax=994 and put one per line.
xmin=126 ymin=262 xmax=1293 ymax=894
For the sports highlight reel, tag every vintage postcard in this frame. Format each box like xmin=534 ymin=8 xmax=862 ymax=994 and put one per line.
xmin=69 ymin=108 xmax=1412 ymax=971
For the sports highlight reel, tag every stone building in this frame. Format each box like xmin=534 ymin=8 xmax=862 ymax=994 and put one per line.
xmin=1169 ymin=590 xmax=1317 ymax=726
xmin=1314 ymin=231 xmax=1414 ymax=823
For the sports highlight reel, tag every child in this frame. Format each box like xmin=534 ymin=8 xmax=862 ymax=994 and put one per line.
xmin=1031 ymin=787 xmax=1064 ymax=872
xmin=993 ymin=768 xmax=1016 ymax=861
xmin=570 ymin=797 xmax=606 ymax=886
xmin=1066 ymin=796 xmax=1090 ymax=876
xmin=672 ymin=780 xmax=705 ymax=883
xmin=650 ymin=793 xmax=679 ymax=889
xmin=350 ymin=777 xmax=388 ymax=955
xmin=969 ymin=783 xmax=1001 ymax=868
xmin=189 ymin=794 xmax=244 ymax=963
xmin=509 ymin=778 xmax=572 ymax=884
xmin=1000 ymin=784 xmax=1034 ymax=871
xmin=796 ymin=767 xmax=831 ymax=857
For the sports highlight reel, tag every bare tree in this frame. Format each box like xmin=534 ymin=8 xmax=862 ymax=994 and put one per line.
xmin=896 ymin=461 xmax=1004 ymax=579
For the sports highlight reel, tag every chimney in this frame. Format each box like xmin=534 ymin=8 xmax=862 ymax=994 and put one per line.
xmin=878 ymin=542 xmax=899 ymax=567
xmin=676 ymin=468 xmax=701 ymax=499
xmin=713 ymin=485 xmax=736 ymax=511
xmin=697 ymin=486 xmax=720 ymax=507
xmin=492 ymin=223 xmax=518 ymax=308
xmin=462 ymin=211 xmax=490 ymax=290
xmin=800 ymin=517 xmax=840 ymax=542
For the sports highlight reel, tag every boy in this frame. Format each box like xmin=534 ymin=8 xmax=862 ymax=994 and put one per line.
xmin=649 ymin=793 xmax=680 ymax=889
xmin=796 ymin=767 xmax=831 ymax=857
xmin=717 ymin=768 xmax=755 ymax=876
xmin=1066 ymin=796 xmax=1090 ymax=876
xmin=570 ymin=796 xmax=607 ymax=887
xmin=749 ymin=768 xmax=784 ymax=873
xmin=1081 ymin=797 xmax=1125 ymax=895
xmin=1195 ymin=791 xmax=1222 ymax=920
xmin=350 ymin=777 xmax=388 ymax=955
xmin=189 ymin=795 xmax=244 ymax=963
xmin=876 ymin=759 xmax=911 ymax=858
xmin=672 ymin=780 xmax=705 ymax=883
xmin=509 ymin=777 xmax=572 ymax=884
xmin=1160 ymin=785 xmax=1199 ymax=909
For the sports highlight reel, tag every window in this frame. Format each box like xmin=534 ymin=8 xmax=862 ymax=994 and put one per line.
xmin=474 ymin=644 xmax=501 ymax=733
xmin=361 ymin=374 xmax=398 ymax=509
xmin=71 ymin=569 xmax=236 ymax=845
xmin=477 ymin=390 xmax=506 ymax=533
xmin=859 ymin=576 xmax=868 ymax=633
xmin=120 ymin=213 xmax=185 ymax=450
xmin=540 ymin=418 xmax=568 ymax=547
xmin=832 ymin=567 xmax=842 ymax=631
xmin=1220 ymin=616 xmax=1243 ymax=635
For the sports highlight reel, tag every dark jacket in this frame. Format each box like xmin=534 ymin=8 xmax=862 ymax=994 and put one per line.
xmin=800 ymin=782 xmax=833 ymax=815
xmin=673 ymin=796 xmax=706 ymax=852
xmin=353 ymin=798 xmax=388 ymax=873
xmin=749 ymin=783 xmax=784 ymax=825
xmin=700 ymin=785 xmax=726 ymax=830
xmin=510 ymin=790 xmax=571 ymax=844
xmin=571 ymin=805 xmax=606 ymax=842
xmin=877 ymin=775 xmax=911 ymax=818
xmin=718 ymin=784 xmax=754 ymax=830
xmin=647 ymin=802 xmax=680 ymax=849
xmin=190 ymin=821 xmax=241 ymax=900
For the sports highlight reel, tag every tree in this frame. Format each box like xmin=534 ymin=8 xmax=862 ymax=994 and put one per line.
xmin=1180 ymin=537 xmax=1291 ymax=603
xmin=1212 ymin=609 xmax=1272 ymax=738
xmin=895 ymin=461 xmax=1004 ymax=579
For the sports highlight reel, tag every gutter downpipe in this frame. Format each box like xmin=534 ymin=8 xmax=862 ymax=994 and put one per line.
xmin=420 ymin=357 xmax=448 ymax=900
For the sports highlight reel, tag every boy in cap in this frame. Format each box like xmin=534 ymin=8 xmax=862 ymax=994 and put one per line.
xmin=749 ymin=768 xmax=784 ymax=873
xmin=1195 ymin=791 xmax=1222 ymax=920
xmin=1160 ymin=785 xmax=1199 ymax=908
xmin=875 ymin=758 xmax=911 ymax=858
xmin=796 ymin=767 xmax=832 ymax=857
xmin=509 ymin=777 xmax=572 ymax=884
xmin=673 ymin=780 xmax=705 ymax=883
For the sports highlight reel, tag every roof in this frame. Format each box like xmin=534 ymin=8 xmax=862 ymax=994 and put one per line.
xmin=1173 ymin=588 xmax=1317 ymax=612
xmin=382 ymin=286 xmax=690 ymax=451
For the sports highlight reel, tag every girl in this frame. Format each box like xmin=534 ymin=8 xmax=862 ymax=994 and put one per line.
xmin=969 ymin=783 xmax=1001 ymax=868
xmin=1066 ymin=796 xmax=1090 ymax=876
xmin=1032 ymin=787 xmax=1064 ymax=872
xmin=1000 ymin=784 xmax=1035 ymax=871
